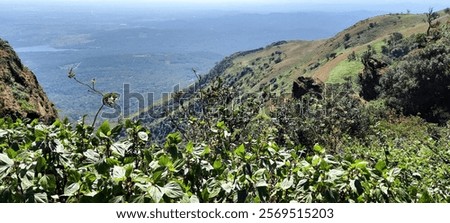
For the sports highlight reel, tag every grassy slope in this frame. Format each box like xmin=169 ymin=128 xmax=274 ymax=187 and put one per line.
xmin=205 ymin=12 xmax=437 ymax=97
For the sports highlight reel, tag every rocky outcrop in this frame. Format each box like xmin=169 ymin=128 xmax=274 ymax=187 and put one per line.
xmin=0 ymin=38 xmax=57 ymax=123
xmin=292 ymin=76 xmax=323 ymax=99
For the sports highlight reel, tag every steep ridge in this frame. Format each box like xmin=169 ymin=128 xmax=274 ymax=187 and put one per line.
xmin=0 ymin=38 xmax=57 ymax=123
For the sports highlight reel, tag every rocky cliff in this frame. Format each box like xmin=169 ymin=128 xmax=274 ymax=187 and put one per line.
xmin=0 ymin=38 xmax=57 ymax=123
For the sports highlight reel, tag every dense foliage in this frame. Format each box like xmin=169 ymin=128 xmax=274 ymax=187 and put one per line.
xmin=358 ymin=16 xmax=450 ymax=124
xmin=380 ymin=40 xmax=450 ymax=123
xmin=1 ymin=76 xmax=450 ymax=202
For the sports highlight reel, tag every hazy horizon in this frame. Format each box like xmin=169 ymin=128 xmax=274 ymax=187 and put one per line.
xmin=1 ymin=0 xmax=447 ymax=13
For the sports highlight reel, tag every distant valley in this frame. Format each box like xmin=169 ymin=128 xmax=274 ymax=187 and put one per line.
xmin=0 ymin=4 xmax=380 ymax=120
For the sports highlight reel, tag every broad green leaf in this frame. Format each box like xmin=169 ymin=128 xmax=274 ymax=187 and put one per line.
xmin=0 ymin=129 xmax=7 ymax=138
xmin=0 ymin=165 xmax=11 ymax=176
xmin=83 ymin=149 xmax=101 ymax=164
xmin=419 ymin=189 xmax=432 ymax=203
xmin=96 ymin=120 xmax=111 ymax=138
xmin=256 ymin=179 xmax=268 ymax=188
xmin=158 ymin=155 xmax=172 ymax=167
xmin=201 ymin=160 xmax=214 ymax=171
xmin=352 ymin=160 xmax=368 ymax=170
xmin=185 ymin=141 xmax=194 ymax=154
xmin=267 ymin=147 xmax=276 ymax=155
xmin=124 ymin=157 xmax=136 ymax=165
xmin=305 ymin=193 xmax=313 ymax=203
xmin=201 ymin=146 xmax=211 ymax=156
xmin=151 ymin=170 xmax=164 ymax=182
xmin=221 ymin=182 xmax=233 ymax=193
xmin=148 ymin=160 xmax=160 ymax=170
xmin=68 ymin=169 xmax=82 ymax=183
xmin=349 ymin=179 xmax=357 ymax=192
xmin=207 ymin=186 xmax=221 ymax=199
xmin=111 ymin=142 xmax=132 ymax=157
xmin=34 ymin=126 xmax=47 ymax=140
xmin=389 ymin=167 xmax=401 ymax=177
xmin=380 ymin=185 xmax=389 ymax=195
xmin=328 ymin=169 xmax=344 ymax=181
xmin=275 ymin=161 xmax=286 ymax=169
xmin=39 ymin=175 xmax=57 ymax=192
xmin=110 ymin=124 xmax=123 ymax=137
xmin=313 ymin=144 xmax=325 ymax=154
xmin=213 ymin=159 xmax=223 ymax=170
xmin=189 ymin=195 xmax=200 ymax=203
xmin=64 ymin=182 xmax=80 ymax=197
xmin=110 ymin=196 xmax=125 ymax=203
xmin=297 ymin=179 xmax=308 ymax=187
xmin=148 ymin=185 xmax=163 ymax=202
xmin=34 ymin=192 xmax=48 ymax=203
xmin=105 ymin=158 xmax=120 ymax=166
xmin=375 ymin=160 xmax=387 ymax=172
xmin=112 ymin=166 xmax=126 ymax=182
xmin=138 ymin=132 xmax=148 ymax=141
xmin=125 ymin=164 xmax=133 ymax=178
xmin=311 ymin=155 xmax=321 ymax=166
xmin=173 ymin=159 xmax=186 ymax=172
xmin=412 ymin=172 xmax=422 ymax=180
xmin=280 ymin=177 xmax=294 ymax=190
xmin=36 ymin=157 xmax=47 ymax=172
xmin=254 ymin=168 xmax=267 ymax=177
xmin=0 ymin=153 xmax=13 ymax=166
xmin=39 ymin=175 xmax=49 ymax=189
xmin=131 ymin=194 xmax=146 ymax=203
xmin=163 ymin=182 xmax=184 ymax=199
xmin=20 ymin=176 xmax=33 ymax=190
xmin=84 ymin=191 xmax=99 ymax=197
xmin=51 ymin=139 xmax=63 ymax=152
xmin=350 ymin=179 xmax=363 ymax=195
xmin=5 ymin=148 xmax=17 ymax=159
xmin=387 ymin=168 xmax=401 ymax=183
xmin=234 ymin=144 xmax=245 ymax=158
xmin=179 ymin=194 xmax=191 ymax=204
xmin=166 ymin=132 xmax=182 ymax=144
xmin=84 ymin=173 xmax=97 ymax=184
xmin=216 ymin=121 xmax=226 ymax=129
xmin=192 ymin=144 xmax=205 ymax=156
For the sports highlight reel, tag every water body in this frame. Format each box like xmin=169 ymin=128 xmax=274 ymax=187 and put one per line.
xmin=15 ymin=45 xmax=76 ymax=53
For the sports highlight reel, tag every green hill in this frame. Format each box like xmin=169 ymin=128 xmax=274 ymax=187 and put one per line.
xmin=137 ymin=11 xmax=450 ymax=136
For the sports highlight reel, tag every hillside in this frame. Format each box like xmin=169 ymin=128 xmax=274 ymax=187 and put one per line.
xmin=196 ymin=13 xmax=440 ymax=92
xmin=0 ymin=38 xmax=57 ymax=123
xmin=137 ymin=11 xmax=449 ymax=137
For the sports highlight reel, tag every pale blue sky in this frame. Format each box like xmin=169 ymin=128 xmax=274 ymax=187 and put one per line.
xmin=30 ymin=0 xmax=444 ymax=3
xmin=2 ymin=0 xmax=447 ymax=13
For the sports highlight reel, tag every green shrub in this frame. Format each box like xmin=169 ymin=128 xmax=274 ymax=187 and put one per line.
xmin=380 ymin=42 xmax=450 ymax=123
